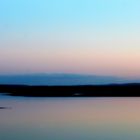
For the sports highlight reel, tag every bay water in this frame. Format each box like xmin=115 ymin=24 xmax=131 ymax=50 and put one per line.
xmin=0 ymin=95 xmax=140 ymax=140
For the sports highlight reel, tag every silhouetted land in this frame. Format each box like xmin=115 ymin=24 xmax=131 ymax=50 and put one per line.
xmin=0 ymin=84 xmax=140 ymax=97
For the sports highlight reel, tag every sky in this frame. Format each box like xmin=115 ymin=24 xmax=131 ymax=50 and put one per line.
xmin=0 ymin=0 xmax=140 ymax=78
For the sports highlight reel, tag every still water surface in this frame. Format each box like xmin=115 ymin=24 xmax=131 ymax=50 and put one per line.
xmin=0 ymin=95 xmax=140 ymax=140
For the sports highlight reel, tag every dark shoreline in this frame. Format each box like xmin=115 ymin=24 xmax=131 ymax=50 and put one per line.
xmin=0 ymin=84 xmax=140 ymax=97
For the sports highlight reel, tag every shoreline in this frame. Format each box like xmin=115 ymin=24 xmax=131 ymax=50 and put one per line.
xmin=0 ymin=84 xmax=140 ymax=97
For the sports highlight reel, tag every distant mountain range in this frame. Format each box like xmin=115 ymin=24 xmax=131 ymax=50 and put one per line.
xmin=0 ymin=74 xmax=139 ymax=85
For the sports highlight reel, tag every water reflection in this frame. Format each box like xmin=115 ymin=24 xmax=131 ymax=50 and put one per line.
xmin=0 ymin=97 xmax=140 ymax=140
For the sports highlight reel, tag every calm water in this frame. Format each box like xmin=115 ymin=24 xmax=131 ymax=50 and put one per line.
xmin=0 ymin=95 xmax=140 ymax=140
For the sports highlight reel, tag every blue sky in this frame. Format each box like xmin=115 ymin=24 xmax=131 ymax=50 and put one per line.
xmin=0 ymin=0 xmax=140 ymax=30
xmin=0 ymin=0 xmax=140 ymax=77
xmin=1 ymin=0 xmax=140 ymax=30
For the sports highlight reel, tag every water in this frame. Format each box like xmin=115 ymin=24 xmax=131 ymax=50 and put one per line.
xmin=0 ymin=95 xmax=140 ymax=140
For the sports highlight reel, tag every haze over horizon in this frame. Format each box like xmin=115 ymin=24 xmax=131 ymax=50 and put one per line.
xmin=1 ymin=0 xmax=140 ymax=79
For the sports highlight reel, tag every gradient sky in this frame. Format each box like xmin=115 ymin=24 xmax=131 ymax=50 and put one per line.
xmin=0 ymin=0 xmax=140 ymax=77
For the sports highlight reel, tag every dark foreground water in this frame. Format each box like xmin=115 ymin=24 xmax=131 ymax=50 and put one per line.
xmin=0 ymin=95 xmax=140 ymax=140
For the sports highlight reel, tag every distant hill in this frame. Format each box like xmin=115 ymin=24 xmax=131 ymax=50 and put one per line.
xmin=0 ymin=74 xmax=138 ymax=85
